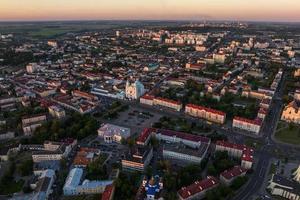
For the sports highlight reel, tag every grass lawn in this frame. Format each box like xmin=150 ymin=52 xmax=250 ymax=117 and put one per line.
xmin=275 ymin=122 xmax=300 ymax=145
xmin=245 ymin=138 xmax=263 ymax=150
xmin=28 ymin=28 xmax=73 ymax=37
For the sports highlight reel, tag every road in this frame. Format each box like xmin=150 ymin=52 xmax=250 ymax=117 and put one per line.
xmin=93 ymin=67 xmax=299 ymax=200
xmin=231 ymin=69 xmax=300 ymax=200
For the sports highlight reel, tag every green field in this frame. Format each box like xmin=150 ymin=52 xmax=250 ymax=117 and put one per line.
xmin=275 ymin=122 xmax=300 ymax=145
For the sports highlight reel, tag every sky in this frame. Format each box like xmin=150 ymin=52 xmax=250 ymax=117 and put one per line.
xmin=1 ymin=0 xmax=300 ymax=22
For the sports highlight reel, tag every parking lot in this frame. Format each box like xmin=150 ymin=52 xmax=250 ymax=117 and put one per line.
xmin=109 ymin=106 xmax=163 ymax=136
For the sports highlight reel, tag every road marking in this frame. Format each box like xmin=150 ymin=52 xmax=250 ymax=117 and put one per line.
xmin=259 ymin=168 xmax=266 ymax=178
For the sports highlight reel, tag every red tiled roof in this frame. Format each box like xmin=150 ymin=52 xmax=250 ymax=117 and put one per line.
xmin=186 ymin=104 xmax=226 ymax=116
xmin=216 ymin=140 xmax=254 ymax=162
xmin=216 ymin=140 xmax=245 ymax=151
xmin=220 ymin=166 xmax=247 ymax=180
xmin=233 ymin=116 xmax=262 ymax=126
xmin=140 ymin=94 xmax=155 ymax=101
xmin=158 ymin=129 xmax=210 ymax=143
xmin=73 ymin=90 xmax=96 ymax=100
xmin=154 ymin=97 xmax=182 ymax=106
xmin=136 ymin=128 xmax=210 ymax=144
xmin=101 ymin=184 xmax=115 ymax=200
xmin=241 ymin=148 xmax=254 ymax=162
xmin=258 ymin=108 xmax=267 ymax=114
xmin=136 ymin=128 xmax=156 ymax=144
xmin=178 ymin=176 xmax=219 ymax=199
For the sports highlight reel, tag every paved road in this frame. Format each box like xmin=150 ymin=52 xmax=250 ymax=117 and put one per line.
xmin=93 ymin=68 xmax=299 ymax=200
xmin=231 ymin=69 xmax=300 ymax=200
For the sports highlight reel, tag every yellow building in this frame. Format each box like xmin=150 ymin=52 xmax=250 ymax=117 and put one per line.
xmin=281 ymin=101 xmax=300 ymax=124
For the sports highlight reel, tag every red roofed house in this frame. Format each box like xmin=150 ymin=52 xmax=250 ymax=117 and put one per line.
xmin=185 ymin=104 xmax=226 ymax=124
xmin=153 ymin=97 xmax=182 ymax=111
xmin=140 ymin=94 xmax=155 ymax=106
xmin=177 ymin=176 xmax=219 ymax=200
xmin=215 ymin=140 xmax=254 ymax=169
xmin=185 ymin=63 xmax=205 ymax=71
xmin=72 ymin=90 xmax=98 ymax=101
xmin=220 ymin=166 xmax=247 ymax=186
xmin=136 ymin=128 xmax=156 ymax=146
xmin=101 ymin=184 xmax=115 ymax=200
xmin=232 ymin=117 xmax=262 ymax=134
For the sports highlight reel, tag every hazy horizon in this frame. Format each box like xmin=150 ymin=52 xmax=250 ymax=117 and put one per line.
xmin=1 ymin=0 xmax=300 ymax=22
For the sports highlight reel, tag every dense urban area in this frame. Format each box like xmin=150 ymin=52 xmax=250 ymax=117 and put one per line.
xmin=0 ymin=21 xmax=299 ymax=200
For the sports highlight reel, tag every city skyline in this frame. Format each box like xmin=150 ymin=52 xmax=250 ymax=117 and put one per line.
xmin=1 ymin=0 xmax=300 ymax=22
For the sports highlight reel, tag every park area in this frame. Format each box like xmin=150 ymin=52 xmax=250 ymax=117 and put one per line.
xmin=275 ymin=121 xmax=300 ymax=145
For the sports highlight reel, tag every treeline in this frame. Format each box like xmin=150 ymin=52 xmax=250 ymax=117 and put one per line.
xmin=21 ymin=112 xmax=98 ymax=144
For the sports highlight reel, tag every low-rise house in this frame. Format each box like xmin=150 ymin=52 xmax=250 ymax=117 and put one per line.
xmin=48 ymin=105 xmax=66 ymax=119
xmin=73 ymin=148 xmax=101 ymax=168
xmin=22 ymin=114 xmax=47 ymax=136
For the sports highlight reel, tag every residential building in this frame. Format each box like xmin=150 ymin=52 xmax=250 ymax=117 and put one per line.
xmin=233 ymin=117 xmax=262 ymax=134
xmin=153 ymin=97 xmax=182 ymax=111
xmin=73 ymin=148 xmax=101 ymax=167
xmin=31 ymin=140 xmax=72 ymax=163
xmin=48 ymin=105 xmax=66 ymax=119
xmin=121 ymin=146 xmax=153 ymax=171
xmin=22 ymin=114 xmax=47 ymax=136
xmin=177 ymin=176 xmax=219 ymax=200
xmin=185 ymin=104 xmax=226 ymax=124
xmin=215 ymin=140 xmax=254 ymax=169
xmin=162 ymin=142 xmax=209 ymax=164
xmin=220 ymin=166 xmax=247 ymax=186
xmin=31 ymin=169 xmax=56 ymax=200
xmin=101 ymin=184 xmax=115 ymax=200
xmin=140 ymin=95 xmax=155 ymax=106
xmin=63 ymin=168 xmax=113 ymax=196
xmin=213 ymin=53 xmax=226 ymax=64
xmin=26 ymin=63 xmax=40 ymax=73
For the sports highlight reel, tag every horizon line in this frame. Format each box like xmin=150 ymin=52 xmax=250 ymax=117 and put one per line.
xmin=0 ymin=19 xmax=300 ymax=24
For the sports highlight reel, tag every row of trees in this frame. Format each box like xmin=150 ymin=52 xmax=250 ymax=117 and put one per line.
xmin=153 ymin=116 xmax=212 ymax=133
xmin=86 ymin=154 xmax=108 ymax=180
xmin=21 ymin=112 xmax=98 ymax=144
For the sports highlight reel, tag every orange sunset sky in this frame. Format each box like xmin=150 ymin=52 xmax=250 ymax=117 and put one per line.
xmin=0 ymin=0 xmax=300 ymax=22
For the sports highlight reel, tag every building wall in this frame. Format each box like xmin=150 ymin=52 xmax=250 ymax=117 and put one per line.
xmin=232 ymin=119 xmax=260 ymax=134
xmin=163 ymin=150 xmax=202 ymax=163
xmin=185 ymin=106 xmax=225 ymax=124
xmin=140 ymin=98 xmax=153 ymax=106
